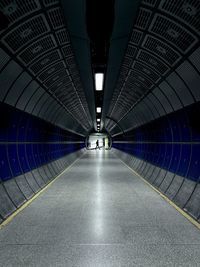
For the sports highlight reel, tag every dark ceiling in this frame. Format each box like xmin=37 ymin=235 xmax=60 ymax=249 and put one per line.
xmin=86 ymin=0 xmax=115 ymax=70
xmin=0 ymin=0 xmax=200 ymax=137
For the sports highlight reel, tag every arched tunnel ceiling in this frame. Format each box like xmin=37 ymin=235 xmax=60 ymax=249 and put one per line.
xmin=103 ymin=0 xmax=200 ymax=136
xmin=0 ymin=0 xmax=93 ymax=136
xmin=0 ymin=0 xmax=200 ymax=137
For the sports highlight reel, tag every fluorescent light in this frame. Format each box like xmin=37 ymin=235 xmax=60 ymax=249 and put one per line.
xmin=97 ymin=118 xmax=100 ymax=122
xmin=96 ymin=107 xmax=101 ymax=113
xmin=95 ymin=73 xmax=104 ymax=91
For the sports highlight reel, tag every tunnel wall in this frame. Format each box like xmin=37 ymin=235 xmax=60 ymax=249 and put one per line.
xmin=112 ymin=101 xmax=200 ymax=221
xmin=0 ymin=102 xmax=85 ymax=223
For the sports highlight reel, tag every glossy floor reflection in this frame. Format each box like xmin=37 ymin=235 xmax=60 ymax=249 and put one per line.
xmin=0 ymin=150 xmax=200 ymax=267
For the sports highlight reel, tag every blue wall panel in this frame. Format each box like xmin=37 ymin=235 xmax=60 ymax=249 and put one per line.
xmin=0 ymin=145 xmax=12 ymax=181
xmin=0 ymin=103 xmax=85 ymax=181
xmin=18 ymin=144 xmax=30 ymax=173
xmin=113 ymin=102 xmax=200 ymax=182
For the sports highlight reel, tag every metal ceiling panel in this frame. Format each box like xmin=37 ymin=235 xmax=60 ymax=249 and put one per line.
xmin=47 ymin=7 xmax=65 ymax=29
xmin=147 ymin=92 xmax=166 ymax=117
xmin=189 ymin=47 xmax=200 ymax=72
xmin=47 ymin=103 xmax=62 ymax=122
xmin=37 ymin=61 xmax=66 ymax=82
xmin=43 ymin=0 xmax=59 ymax=7
xmin=159 ymin=0 xmax=200 ymax=34
xmin=135 ymin=8 xmax=152 ymax=30
xmin=136 ymin=49 xmax=169 ymax=75
xmin=166 ymin=72 xmax=194 ymax=107
xmin=142 ymin=35 xmax=181 ymax=66
xmin=32 ymin=93 xmax=50 ymax=116
xmin=2 ymin=15 xmax=50 ymax=52
xmin=130 ymin=30 xmax=143 ymax=45
xmin=16 ymin=80 xmax=39 ymax=110
xmin=29 ymin=49 xmax=62 ymax=75
xmin=0 ymin=60 xmax=22 ymax=101
xmin=0 ymin=48 xmax=10 ymax=71
xmin=4 ymin=72 xmax=32 ymax=106
xmin=177 ymin=61 xmax=200 ymax=101
xmin=56 ymin=28 xmax=70 ymax=45
xmin=143 ymin=97 xmax=158 ymax=119
xmin=18 ymin=35 xmax=57 ymax=65
xmin=44 ymin=71 xmax=70 ymax=88
xmin=126 ymin=45 xmax=137 ymax=58
xmin=61 ymin=45 xmax=73 ymax=58
xmin=152 ymin=87 xmax=173 ymax=114
xmin=132 ymin=61 xmax=160 ymax=82
xmin=0 ymin=0 xmax=41 ymax=26
xmin=37 ymin=96 xmax=55 ymax=118
xmin=149 ymin=14 xmax=198 ymax=53
xmin=25 ymin=87 xmax=45 ymax=113
xmin=123 ymin=57 xmax=133 ymax=68
xmin=142 ymin=0 xmax=157 ymax=7
xmin=159 ymin=81 xmax=182 ymax=111
xmin=50 ymin=106 xmax=63 ymax=123
xmin=145 ymin=95 xmax=160 ymax=118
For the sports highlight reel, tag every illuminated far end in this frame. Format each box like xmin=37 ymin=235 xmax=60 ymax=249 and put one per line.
xmin=96 ymin=107 xmax=101 ymax=113
xmin=97 ymin=118 xmax=100 ymax=122
xmin=95 ymin=73 xmax=104 ymax=91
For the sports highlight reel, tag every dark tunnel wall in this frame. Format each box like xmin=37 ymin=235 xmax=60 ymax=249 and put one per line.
xmin=0 ymin=0 xmax=200 ymax=226
xmin=105 ymin=0 xmax=200 ymax=222
xmin=112 ymin=101 xmax=200 ymax=221
xmin=0 ymin=102 xmax=85 ymax=222
xmin=0 ymin=0 xmax=92 ymax=222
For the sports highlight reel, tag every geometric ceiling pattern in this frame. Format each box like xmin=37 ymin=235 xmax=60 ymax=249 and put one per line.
xmin=1 ymin=0 xmax=200 ymax=137
xmin=0 ymin=0 xmax=92 ymax=132
xmin=105 ymin=0 xmax=200 ymax=134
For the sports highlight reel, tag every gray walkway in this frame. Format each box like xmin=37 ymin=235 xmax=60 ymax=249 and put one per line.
xmin=0 ymin=151 xmax=200 ymax=267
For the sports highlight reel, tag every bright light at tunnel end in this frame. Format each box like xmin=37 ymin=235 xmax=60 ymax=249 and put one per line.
xmin=95 ymin=73 xmax=104 ymax=91
xmin=96 ymin=107 xmax=101 ymax=113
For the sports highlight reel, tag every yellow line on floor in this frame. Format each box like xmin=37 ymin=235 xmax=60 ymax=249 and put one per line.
xmin=0 ymin=153 xmax=85 ymax=230
xmin=118 ymin=158 xmax=200 ymax=230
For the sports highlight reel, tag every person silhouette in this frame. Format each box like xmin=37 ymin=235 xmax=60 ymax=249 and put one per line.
xmin=95 ymin=139 xmax=100 ymax=149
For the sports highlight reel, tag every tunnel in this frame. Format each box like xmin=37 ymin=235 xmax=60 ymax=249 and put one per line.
xmin=0 ymin=0 xmax=200 ymax=266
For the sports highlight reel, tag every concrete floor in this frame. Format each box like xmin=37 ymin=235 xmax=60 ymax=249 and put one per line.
xmin=0 ymin=150 xmax=200 ymax=267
